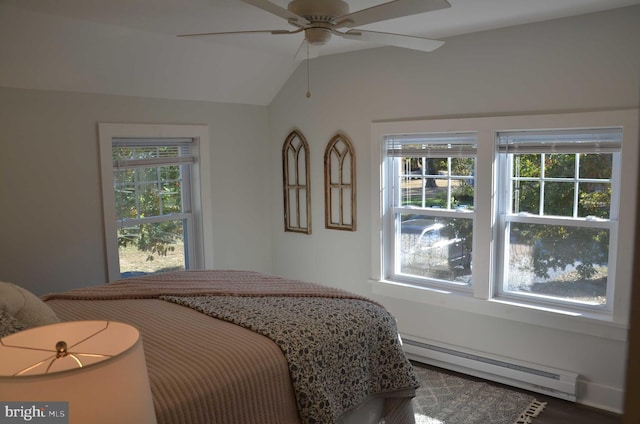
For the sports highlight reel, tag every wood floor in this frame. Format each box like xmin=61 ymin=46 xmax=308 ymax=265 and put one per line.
xmin=417 ymin=363 xmax=621 ymax=424
xmin=531 ymin=393 xmax=620 ymax=424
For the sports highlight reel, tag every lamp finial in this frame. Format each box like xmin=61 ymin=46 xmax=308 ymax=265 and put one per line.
xmin=55 ymin=341 xmax=68 ymax=358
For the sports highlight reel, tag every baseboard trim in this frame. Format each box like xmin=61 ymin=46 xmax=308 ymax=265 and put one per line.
xmin=576 ymin=379 xmax=624 ymax=414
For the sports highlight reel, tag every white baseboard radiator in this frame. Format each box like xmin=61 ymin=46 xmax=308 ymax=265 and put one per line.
xmin=402 ymin=336 xmax=578 ymax=402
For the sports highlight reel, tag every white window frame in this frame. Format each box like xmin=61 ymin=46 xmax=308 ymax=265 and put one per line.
xmin=383 ymin=133 xmax=477 ymax=290
xmin=98 ymin=123 xmax=214 ymax=282
xmin=371 ymin=109 xmax=638 ymax=340
xmin=495 ymin=129 xmax=622 ymax=313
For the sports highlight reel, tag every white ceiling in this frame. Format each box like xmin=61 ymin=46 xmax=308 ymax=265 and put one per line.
xmin=2 ymin=0 xmax=639 ymax=105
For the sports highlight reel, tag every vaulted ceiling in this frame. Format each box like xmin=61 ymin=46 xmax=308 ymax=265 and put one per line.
xmin=1 ymin=0 xmax=638 ymax=105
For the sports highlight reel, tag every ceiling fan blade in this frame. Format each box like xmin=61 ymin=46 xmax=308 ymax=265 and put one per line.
xmin=339 ymin=29 xmax=445 ymax=52
xmin=294 ymin=39 xmax=320 ymax=62
xmin=177 ymin=29 xmax=301 ymax=38
xmin=238 ymin=0 xmax=309 ymax=27
xmin=335 ymin=0 xmax=450 ymax=29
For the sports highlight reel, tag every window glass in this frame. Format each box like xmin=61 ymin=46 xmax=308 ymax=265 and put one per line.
xmin=112 ymin=140 xmax=193 ymax=278
xmin=118 ymin=220 xmax=187 ymax=276
xmin=385 ymin=133 xmax=476 ymax=287
xmin=506 ymin=222 xmax=609 ymax=305
xmin=399 ymin=214 xmax=473 ymax=283
xmin=499 ymin=129 xmax=620 ymax=308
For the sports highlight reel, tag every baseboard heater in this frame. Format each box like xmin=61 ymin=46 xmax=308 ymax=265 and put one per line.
xmin=402 ymin=336 xmax=578 ymax=402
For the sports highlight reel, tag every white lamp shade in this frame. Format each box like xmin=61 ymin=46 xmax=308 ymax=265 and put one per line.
xmin=0 ymin=321 xmax=157 ymax=424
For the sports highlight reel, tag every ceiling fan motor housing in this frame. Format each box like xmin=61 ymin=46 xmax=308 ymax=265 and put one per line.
xmin=288 ymin=0 xmax=349 ymax=45
xmin=287 ymin=0 xmax=349 ymax=21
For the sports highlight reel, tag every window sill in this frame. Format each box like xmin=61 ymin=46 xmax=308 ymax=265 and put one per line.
xmin=370 ymin=278 xmax=628 ymax=342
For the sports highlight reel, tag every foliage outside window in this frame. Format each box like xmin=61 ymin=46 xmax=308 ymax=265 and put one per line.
xmin=497 ymin=129 xmax=621 ymax=308
xmin=112 ymin=139 xmax=194 ymax=276
xmin=385 ymin=133 xmax=476 ymax=286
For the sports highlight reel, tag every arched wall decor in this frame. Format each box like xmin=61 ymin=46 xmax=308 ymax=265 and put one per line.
xmin=324 ymin=133 xmax=356 ymax=231
xmin=282 ymin=130 xmax=311 ymax=234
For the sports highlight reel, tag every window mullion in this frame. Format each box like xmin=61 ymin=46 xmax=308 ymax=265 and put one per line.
xmin=421 ymin=157 xmax=426 ymax=208
xmin=540 ymin=153 xmax=545 ymax=216
xmin=447 ymin=158 xmax=452 ymax=209
xmin=506 ymin=214 xmax=612 ymax=229
xmin=117 ymin=213 xmax=191 ymax=228
xmin=134 ymin=168 xmax=141 ymax=219
xmin=609 ymin=153 xmax=622 ymax=221
xmin=471 ymin=129 xmax=496 ymax=300
xmin=157 ymin=166 xmax=163 ymax=216
xmin=573 ymin=155 xmax=580 ymax=218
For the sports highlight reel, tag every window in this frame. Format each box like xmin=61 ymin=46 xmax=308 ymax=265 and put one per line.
xmin=99 ymin=124 xmax=213 ymax=282
xmin=112 ymin=138 xmax=194 ymax=277
xmin=372 ymin=110 xmax=638 ymax=328
xmin=384 ymin=133 xmax=476 ymax=287
xmin=497 ymin=129 xmax=622 ymax=310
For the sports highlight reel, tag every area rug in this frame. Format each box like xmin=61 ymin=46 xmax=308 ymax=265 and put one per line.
xmin=412 ymin=364 xmax=546 ymax=424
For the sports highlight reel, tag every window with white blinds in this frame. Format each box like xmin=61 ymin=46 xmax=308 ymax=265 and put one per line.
xmin=373 ymin=109 xmax=638 ymax=326
xmin=384 ymin=132 xmax=477 ymax=288
xmin=109 ymin=137 xmax=196 ymax=278
xmin=496 ymin=128 xmax=622 ymax=310
xmin=99 ymin=123 xmax=216 ymax=281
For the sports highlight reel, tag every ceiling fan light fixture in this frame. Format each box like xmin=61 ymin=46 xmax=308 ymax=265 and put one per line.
xmin=305 ymin=27 xmax=332 ymax=45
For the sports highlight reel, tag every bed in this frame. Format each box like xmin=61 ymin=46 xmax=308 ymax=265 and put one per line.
xmin=34 ymin=270 xmax=419 ymax=424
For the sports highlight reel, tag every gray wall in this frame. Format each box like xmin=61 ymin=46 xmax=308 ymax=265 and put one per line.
xmin=0 ymin=88 xmax=273 ymax=294
xmin=268 ymin=6 xmax=640 ymax=411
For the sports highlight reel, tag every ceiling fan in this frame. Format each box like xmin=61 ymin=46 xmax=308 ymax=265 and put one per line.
xmin=178 ymin=0 xmax=451 ymax=60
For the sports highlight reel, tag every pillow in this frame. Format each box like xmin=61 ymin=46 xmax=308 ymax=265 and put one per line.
xmin=0 ymin=281 xmax=59 ymax=329
xmin=0 ymin=309 xmax=27 ymax=338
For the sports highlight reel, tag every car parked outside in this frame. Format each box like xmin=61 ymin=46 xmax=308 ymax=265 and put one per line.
xmin=400 ymin=218 xmax=472 ymax=277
